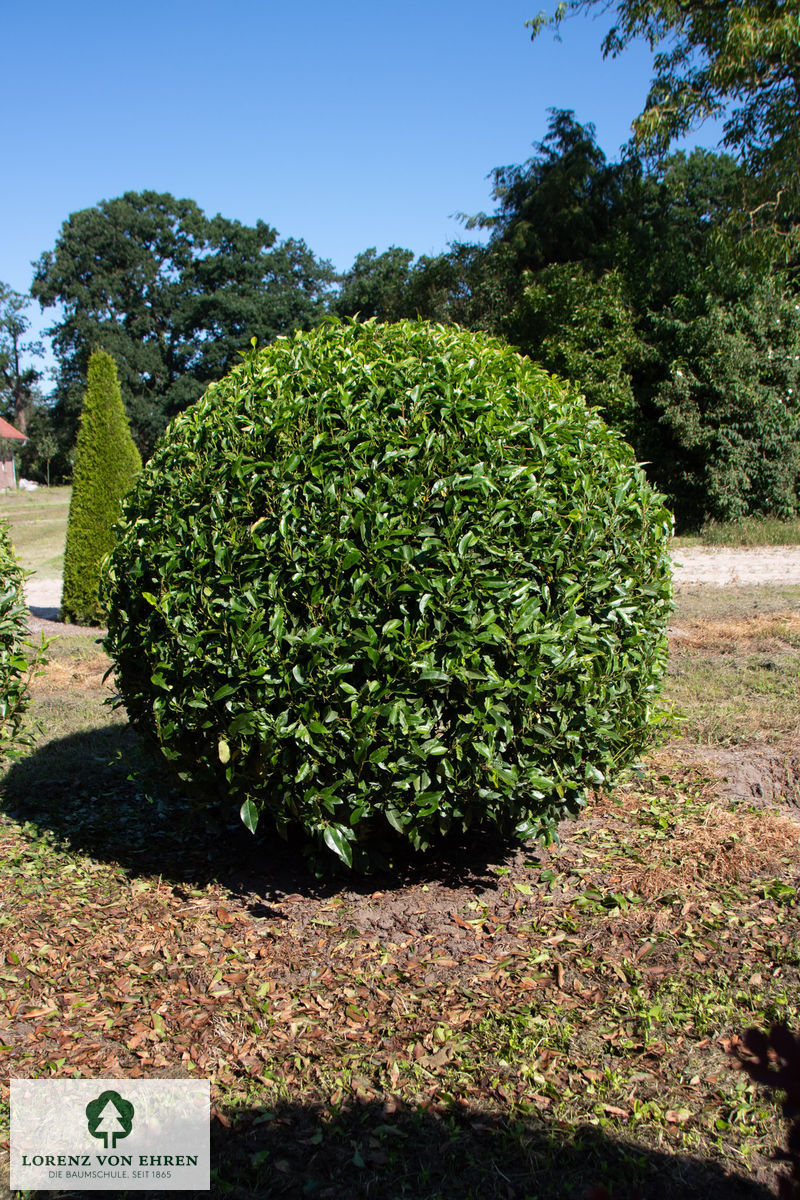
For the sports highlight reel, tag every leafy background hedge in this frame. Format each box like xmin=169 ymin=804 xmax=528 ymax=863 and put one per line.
xmin=103 ymin=320 xmax=673 ymax=870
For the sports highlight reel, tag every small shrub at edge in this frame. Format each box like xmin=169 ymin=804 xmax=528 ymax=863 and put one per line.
xmin=0 ymin=521 xmax=47 ymax=765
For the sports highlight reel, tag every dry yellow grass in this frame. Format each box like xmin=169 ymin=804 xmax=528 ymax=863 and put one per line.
xmin=29 ymin=655 xmax=111 ymax=697
xmin=670 ymin=610 xmax=800 ymax=651
xmin=596 ymin=772 xmax=799 ymax=904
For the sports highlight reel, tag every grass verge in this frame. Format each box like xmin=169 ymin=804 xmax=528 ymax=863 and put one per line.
xmin=672 ymin=516 xmax=800 ymax=549
xmin=0 ymin=487 xmax=71 ymax=579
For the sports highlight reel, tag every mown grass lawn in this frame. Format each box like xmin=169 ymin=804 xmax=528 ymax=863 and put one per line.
xmin=0 ymin=576 xmax=798 ymax=1197
xmin=0 ymin=487 xmax=71 ymax=580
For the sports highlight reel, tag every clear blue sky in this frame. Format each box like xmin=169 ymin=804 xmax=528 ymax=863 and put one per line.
xmin=4 ymin=0 xmax=722 ymax=370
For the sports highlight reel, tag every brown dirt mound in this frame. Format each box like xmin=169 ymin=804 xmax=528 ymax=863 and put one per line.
xmin=662 ymin=742 xmax=800 ymax=808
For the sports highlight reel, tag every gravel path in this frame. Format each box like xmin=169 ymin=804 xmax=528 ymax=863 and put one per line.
xmin=22 ymin=578 xmax=104 ymax=637
xmin=670 ymin=545 xmax=800 ymax=587
xmin=24 ymin=578 xmax=63 ymax=622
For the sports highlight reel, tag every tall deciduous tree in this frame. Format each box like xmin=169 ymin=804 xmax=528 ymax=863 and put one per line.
xmin=333 ymin=247 xmax=416 ymax=321
xmin=510 ymin=264 xmax=643 ymax=438
xmin=529 ymin=1 xmax=800 ymax=229
xmin=0 ymin=283 xmax=43 ymax=436
xmin=465 ymin=109 xmax=630 ymax=274
xmin=61 ymin=350 xmax=141 ymax=626
xmin=648 ymin=274 xmax=800 ymax=525
xmin=452 ymin=112 xmax=649 ymax=425
xmin=440 ymin=109 xmax=800 ymax=523
xmin=32 ymin=192 xmax=334 ymax=459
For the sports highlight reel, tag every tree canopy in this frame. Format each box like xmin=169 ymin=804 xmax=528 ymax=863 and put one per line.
xmin=24 ymin=105 xmax=800 ymax=527
xmin=0 ymin=283 xmax=42 ymax=436
xmin=351 ymin=108 xmax=799 ymax=526
xmin=332 ymin=247 xmax=416 ymax=322
xmin=529 ymin=1 xmax=800 ymax=231
xmin=32 ymin=191 xmax=335 ymax=458
xmin=466 ymin=108 xmax=630 ymax=273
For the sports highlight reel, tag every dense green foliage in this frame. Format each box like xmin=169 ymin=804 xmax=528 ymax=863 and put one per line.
xmin=334 ymin=112 xmax=800 ymax=528
xmin=510 ymin=264 xmax=642 ymax=441
xmin=650 ymin=276 xmax=800 ymax=525
xmin=487 ymin=122 xmax=800 ymax=525
xmin=0 ymin=521 xmax=42 ymax=764
xmin=332 ymin=247 xmax=416 ymax=323
xmin=61 ymin=351 xmax=142 ymax=625
xmin=103 ymin=320 xmax=672 ymax=871
xmin=32 ymin=191 xmax=334 ymax=461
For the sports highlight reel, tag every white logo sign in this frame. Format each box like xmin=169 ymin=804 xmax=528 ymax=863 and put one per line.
xmin=10 ymin=1078 xmax=210 ymax=1191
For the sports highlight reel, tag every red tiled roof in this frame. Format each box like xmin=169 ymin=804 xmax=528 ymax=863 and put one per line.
xmin=0 ymin=417 xmax=27 ymax=442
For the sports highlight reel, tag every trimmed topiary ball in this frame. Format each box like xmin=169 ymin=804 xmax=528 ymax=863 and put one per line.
xmin=102 ymin=320 xmax=673 ymax=870
xmin=0 ymin=520 xmax=45 ymax=765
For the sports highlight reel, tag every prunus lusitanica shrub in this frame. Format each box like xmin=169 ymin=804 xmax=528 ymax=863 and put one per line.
xmin=61 ymin=349 xmax=141 ymax=625
xmin=0 ymin=521 xmax=45 ymax=764
xmin=103 ymin=320 xmax=673 ymax=870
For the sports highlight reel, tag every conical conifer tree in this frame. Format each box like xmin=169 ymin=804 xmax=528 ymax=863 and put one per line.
xmin=61 ymin=350 xmax=141 ymax=625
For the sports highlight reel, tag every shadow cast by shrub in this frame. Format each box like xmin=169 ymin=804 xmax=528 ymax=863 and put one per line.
xmin=0 ymin=727 xmax=536 ymax=907
xmin=207 ymin=1099 xmax=775 ymax=1200
xmin=28 ymin=604 xmax=61 ymax=621
xmin=38 ymin=1098 xmax=775 ymax=1200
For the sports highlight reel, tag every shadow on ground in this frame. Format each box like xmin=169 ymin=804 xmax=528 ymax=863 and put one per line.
xmin=0 ymin=726 xmax=539 ymax=907
xmin=200 ymin=1098 xmax=780 ymax=1200
xmin=28 ymin=604 xmax=61 ymax=622
xmin=6 ymin=1098 xmax=779 ymax=1200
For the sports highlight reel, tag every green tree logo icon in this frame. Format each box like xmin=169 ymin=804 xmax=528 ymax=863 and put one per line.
xmin=85 ymin=1090 xmax=135 ymax=1149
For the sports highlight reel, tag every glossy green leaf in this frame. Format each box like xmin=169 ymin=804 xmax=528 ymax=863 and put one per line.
xmin=240 ymin=798 xmax=259 ymax=833
xmin=323 ymin=824 xmax=353 ymax=868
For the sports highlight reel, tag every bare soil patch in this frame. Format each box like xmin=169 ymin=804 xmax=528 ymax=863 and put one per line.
xmin=663 ymin=742 xmax=800 ymax=808
xmin=664 ymin=598 xmax=800 ymax=810
xmin=657 ymin=734 xmax=800 ymax=811
xmin=669 ymin=610 xmax=800 ymax=650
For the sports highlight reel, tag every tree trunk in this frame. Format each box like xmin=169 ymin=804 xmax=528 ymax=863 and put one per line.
xmin=14 ymin=395 xmax=28 ymax=436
